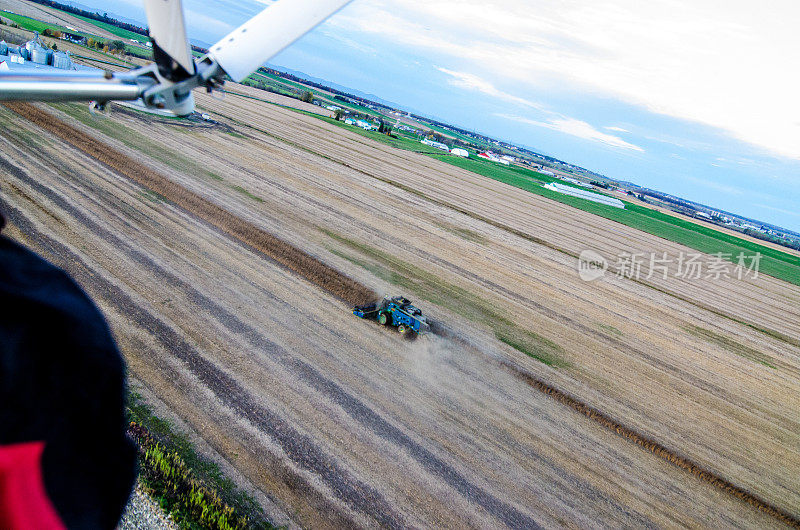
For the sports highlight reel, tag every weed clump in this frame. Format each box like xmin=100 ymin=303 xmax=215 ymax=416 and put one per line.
xmin=128 ymin=422 xmax=252 ymax=530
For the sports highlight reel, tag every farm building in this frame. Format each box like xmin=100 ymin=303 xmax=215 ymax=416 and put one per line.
xmin=0 ymin=35 xmax=77 ymax=70
xmin=421 ymin=138 xmax=450 ymax=151
xmin=477 ymin=151 xmax=510 ymax=164
xmin=544 ymin=182 xmax=625 ymax=208
xmin=450 ymin=148 xmax=469 ymax=157
xmin=356 ymin=119 xmax=376 ymax=130
xmin=62 ymin=32 xmax=86 ymax=45
xmin=561 ymin=176 xmax=592 ymax=188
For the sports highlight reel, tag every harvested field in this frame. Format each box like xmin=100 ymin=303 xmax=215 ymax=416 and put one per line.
xmin=223 ymin=83 xmax=335 ymax=117
xmin=2 ymin=102 xmax=375 ymax=307
xmin=0 ymin=0 xmax=120 ymax=40
xmin=1 ymin=96 xmax=799 ymax=528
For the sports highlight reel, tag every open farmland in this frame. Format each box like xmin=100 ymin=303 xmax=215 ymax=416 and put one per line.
xmin=1 ymin=93 xmax=799 ymax=528
xmin=0 ymin=0 xmax=120 ymax=39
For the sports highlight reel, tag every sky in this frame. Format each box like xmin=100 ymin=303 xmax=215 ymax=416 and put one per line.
xmin=79 ymin=0 xmax=800 ymax=231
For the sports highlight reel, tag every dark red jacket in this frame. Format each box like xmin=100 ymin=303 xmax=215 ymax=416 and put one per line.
xmin=0 ymin=211 xmax=136 ymax=528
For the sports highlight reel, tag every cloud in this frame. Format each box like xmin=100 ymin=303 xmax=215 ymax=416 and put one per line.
xmin=683 ymin=176 xmax=744 ymax=196
xmin=754 ymin=203 xmax=800 ymax=217
xmin=435 ymin=67 xmax=544 ymax=110
xmin=604 ymin=126 xmax=628 ymax=132
xmin=433 ymin=66 xmax=640 ymax=151
xmin=338 ymin=0 xmax=800 ymax=160
xmin=185 ymin=9 xmax=235 ymax=35
xmin=499 ymin=114 xmax=644 ymax=152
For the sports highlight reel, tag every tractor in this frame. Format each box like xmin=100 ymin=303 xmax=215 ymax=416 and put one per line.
xmin=353 ymin=296 xmax=429 ymax=335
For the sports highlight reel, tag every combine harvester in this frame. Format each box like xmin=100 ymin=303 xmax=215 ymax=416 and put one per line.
xmin=353 ymin=296 xmax=430 ymax=335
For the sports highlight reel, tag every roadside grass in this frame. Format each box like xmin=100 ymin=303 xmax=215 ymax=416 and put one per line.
xmin=127 ymin=391 xmax=274 ymax=529
xmin=48 ymin=102 xmax=226 ymax=183
xmin=683 ymin=325 xmax=777 ymax=369
xmin=325 ymin=230 xmax=568 ymax=367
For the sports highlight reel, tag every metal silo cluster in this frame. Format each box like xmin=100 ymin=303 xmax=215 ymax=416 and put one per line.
xmin=0 ymin=32 xmax=75 ymax=70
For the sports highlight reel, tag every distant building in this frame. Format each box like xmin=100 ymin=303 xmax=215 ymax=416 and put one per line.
xmin=544 ymin=183 xmax=625 ymax=208
xmin=561 ymin=176 xmax=591 ymax=188
xmin=421 ymin=138 xmax=450 ymax=151
xmin=1 ymin=35 xmax=76 ymax=71
xmin=477 ymin=151 xmax=509 ymax=164
xmin=450 ymin=148 xmax=469 ymax=158
xmin=62 ymin=32 xmax=86 ymax=45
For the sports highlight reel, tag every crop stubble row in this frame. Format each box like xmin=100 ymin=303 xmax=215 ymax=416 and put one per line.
xmin=195 ymin=91 xmax=800 ymax=340
xmin=4 ymin=100 xmax=799 ymax=527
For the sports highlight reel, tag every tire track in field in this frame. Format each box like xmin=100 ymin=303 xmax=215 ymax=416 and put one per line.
xmin=4 ymin=102 xmax=799 ymax=528
xmin=0 ymin=196 xmax=404 ymax=529
xmin=212 ymin=102 xmax=800 ymax=348
xmin=0 ymin=152 xmax=544 ymax=529
xmin=0 ymin=101 xmax=376 ymax=307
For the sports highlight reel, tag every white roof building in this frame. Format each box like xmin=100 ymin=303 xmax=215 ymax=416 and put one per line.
xmin=544 ymin=182 xmax=625 ymax=208
xmin=421 ymin=138 xmax=450 ymax=151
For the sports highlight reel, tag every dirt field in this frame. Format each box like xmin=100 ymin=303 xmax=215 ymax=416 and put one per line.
xmin=0 ymin=0 xmax=120 ymax=40
xmin=224 ymin=83 xmax=335 ymax=117
xmin=1 ymin=94 xmax=798 ymax=528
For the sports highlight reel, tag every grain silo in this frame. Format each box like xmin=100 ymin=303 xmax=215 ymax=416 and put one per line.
xmin=52 ymin=51 xmax=73 ymax=70
xmin=30 ymin=44 xmax=50 ymax=65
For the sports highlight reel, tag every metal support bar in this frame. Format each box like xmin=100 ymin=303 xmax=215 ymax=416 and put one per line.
xmin=0 ymin=71 xmax=153 ymax=102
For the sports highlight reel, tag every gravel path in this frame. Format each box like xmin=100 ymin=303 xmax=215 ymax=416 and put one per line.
xmin=118 ymin=482 xmax=177 ymax=530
